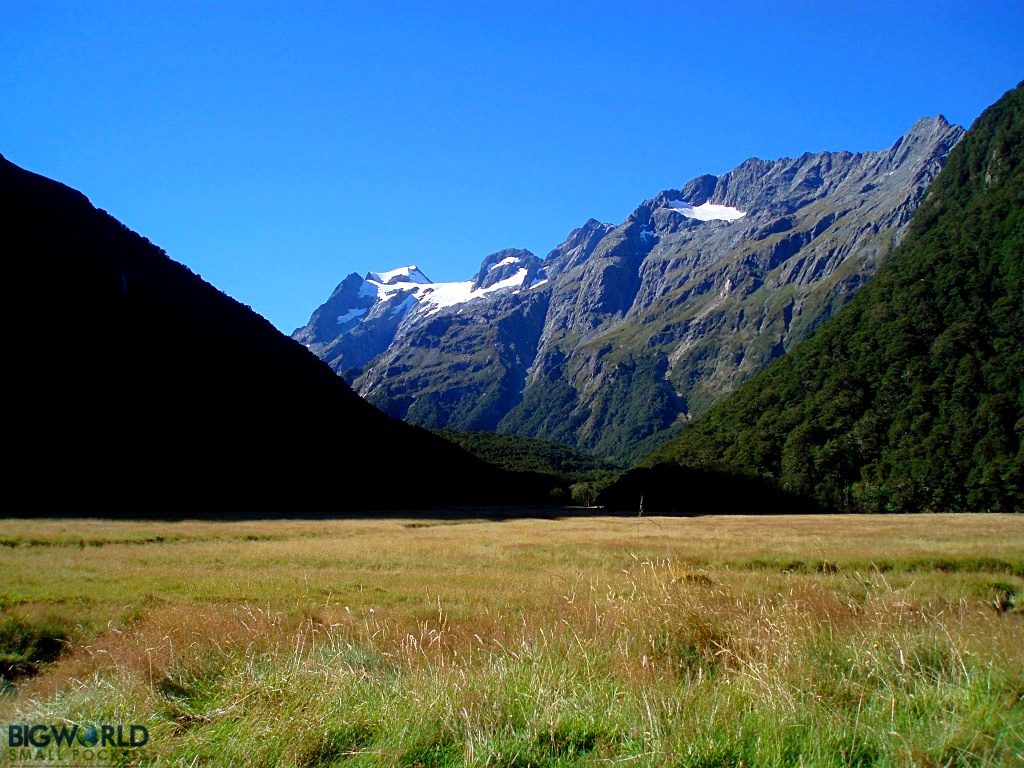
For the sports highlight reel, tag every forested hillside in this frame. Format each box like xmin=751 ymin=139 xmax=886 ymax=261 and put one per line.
xmin=641 ymin=82 xmax=1023 ymax=512
xmin=435 ymin=430 xmax=619 ymax=482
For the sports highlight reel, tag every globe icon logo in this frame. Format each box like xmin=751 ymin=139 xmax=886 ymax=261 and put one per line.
xmin=78 ymin=725 xmax=99 ymax=747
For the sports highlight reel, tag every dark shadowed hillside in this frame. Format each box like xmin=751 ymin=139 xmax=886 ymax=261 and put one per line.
xmin=638 ymin=82 xmax=1023 ymax=512
xmin=597 ymin=465 xmax=818 ymax=515
xmin=1 ymin=155 xmax=554 ymax=514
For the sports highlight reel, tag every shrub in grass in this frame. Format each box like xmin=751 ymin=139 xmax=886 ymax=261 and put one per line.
xmin=0 ymin=614 xmax=72 ymax=680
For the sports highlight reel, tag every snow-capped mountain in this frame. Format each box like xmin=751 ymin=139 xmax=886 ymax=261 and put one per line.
xmin=293 ymin=249 xmax=546 ymax=374
xmin=294 ymin=116 xmax=964 ymax=460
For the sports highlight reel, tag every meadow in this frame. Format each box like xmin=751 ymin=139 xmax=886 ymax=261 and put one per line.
xmin=0 ymin=514 xmax=1021 ymax=766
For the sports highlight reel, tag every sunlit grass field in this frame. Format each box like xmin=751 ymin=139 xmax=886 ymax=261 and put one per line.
xmin=1 ymin=514 xmax=1022 ymax=766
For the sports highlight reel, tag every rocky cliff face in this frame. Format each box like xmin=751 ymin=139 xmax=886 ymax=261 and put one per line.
xmin=295 ymin=116 xmax=964 ymax=459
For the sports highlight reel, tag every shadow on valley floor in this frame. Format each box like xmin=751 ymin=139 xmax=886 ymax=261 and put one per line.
xmin=5 ymin=459 xmax=820 ymax=521
xmin=7 ymin=466 xmax=820 ymax=520
xmin=1 ymin=507 xmax=684 ymax=522
xmin=597 ymin=464 xmax=821 ymax=515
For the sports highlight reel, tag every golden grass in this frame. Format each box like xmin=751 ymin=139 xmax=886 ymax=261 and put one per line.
xmin=0 ymin=514 xmax=1021 ymax=766
xmin=1 ymin=514 xmax=1020 ymax=607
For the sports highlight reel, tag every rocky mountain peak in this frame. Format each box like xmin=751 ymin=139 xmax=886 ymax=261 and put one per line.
xmin=291 ymin=271 xmax=376 ymax=346
xmin=885 ymin=115 xmax=964 ymax=170
xmin=908 ymin=114 xmax=951 ymax=135
xmin=364 ymin=265 xmax=432 ymax=286
xmin=471 ymin=248 xmax=540 ymax=290
xmin=543 ymin=219 xmax=614 ymax=274
xmin=328 ymin=272 xmax=365 ymax=300
xmin=679 ymin=174 xmax=719 ymax=205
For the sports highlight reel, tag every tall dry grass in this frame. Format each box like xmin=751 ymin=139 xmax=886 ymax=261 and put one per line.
xmin=4 ymin=529 xmax=1021 ymax=766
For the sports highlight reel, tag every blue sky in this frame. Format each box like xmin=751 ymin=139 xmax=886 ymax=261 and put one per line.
xmin=2 ymin=2 xmax=1021 ymax=332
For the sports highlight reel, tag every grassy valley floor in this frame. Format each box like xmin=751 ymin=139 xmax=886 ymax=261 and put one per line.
xmin=0 ymin=514 xmax=1021 ymax=766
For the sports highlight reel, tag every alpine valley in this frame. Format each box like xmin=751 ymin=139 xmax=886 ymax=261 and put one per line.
xmin=296 ymin=117 xmax=964 ymax=460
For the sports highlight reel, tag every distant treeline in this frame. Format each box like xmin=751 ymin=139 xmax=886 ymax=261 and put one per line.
xmin=435 ymin=430 xmax=621 ymax=506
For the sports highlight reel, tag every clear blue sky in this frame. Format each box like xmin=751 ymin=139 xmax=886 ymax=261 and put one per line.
xmin=2 ymin=2 xmax=1021 ymax=332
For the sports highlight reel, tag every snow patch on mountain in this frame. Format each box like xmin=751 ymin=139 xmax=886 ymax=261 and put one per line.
xmin=336 ymin=307 xmax=368 ymax=324
xmin=489 ymin=255 xmax=523 ymax=271
xmin=355 ymin=264 xmax=535 ymax=321
xmin=667 ymin=200 xmax=746 ymax=222
xmin=416 ymin=268 xmax=531 ymax=316
xmin=366 ymin=265 xmax=432 ymax=285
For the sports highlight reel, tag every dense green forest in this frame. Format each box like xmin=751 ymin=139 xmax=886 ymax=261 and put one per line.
xmin=640 ymin=82 xmax=1023 ymax=512
xmin=436 ymin=430 xmax=618 ymax=479
xmin=436 ymin=430 xmax=621 ymax=505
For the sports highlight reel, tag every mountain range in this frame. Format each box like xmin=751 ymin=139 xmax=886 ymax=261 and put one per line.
xmin=7 ymin=81 xmax=1018 ymax=516
xmin=296 ymin=116 xmax=964 ymax=461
